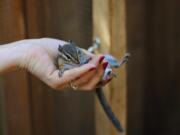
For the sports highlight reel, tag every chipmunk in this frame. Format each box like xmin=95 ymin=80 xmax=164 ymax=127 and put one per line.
xmin=57 ymin=40 xmax=90 ymax=77
xmin=57 ymin=39 xmax=129 ymax=132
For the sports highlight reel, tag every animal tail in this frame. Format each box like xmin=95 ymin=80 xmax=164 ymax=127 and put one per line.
xmin=96 ymin=88 xmax=123 ymax=132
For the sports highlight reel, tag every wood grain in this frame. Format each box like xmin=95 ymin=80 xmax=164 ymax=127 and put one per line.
xmin=125 ymin=0 xmax=180 ymax=135
xmin=93 ymin=0 xmax=111 ymax=134
xmin=25 ymin=0 xmax=94 ymax=135
xmin=0 ymin=77 xmax=6 ymax=135
xmin=143 ymin=0 xmax=180 ymax=134
xmin=110 ymin=1 xmax=127 ymax=135
xmin=0 ymin=0 xmax=32 ymax=135
xmin=125 ymin=0 xmax=147 ymax=135
xmin=1 ymin=0 xmax=180 ymax=135
xmin=93 ymin=0 xmax=127 ymax=135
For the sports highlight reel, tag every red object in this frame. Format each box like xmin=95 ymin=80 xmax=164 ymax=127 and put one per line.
xmin=99 ymin=56 xmax=105 ymax=64
xmin=103 ymin=62 xmax=108 ymax=70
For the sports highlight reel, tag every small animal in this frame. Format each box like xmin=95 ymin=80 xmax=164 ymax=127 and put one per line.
xmin=57 ymin=40 xmax=129 ymax=132
xmin=57 ymin=40 xmax=90 ymax=77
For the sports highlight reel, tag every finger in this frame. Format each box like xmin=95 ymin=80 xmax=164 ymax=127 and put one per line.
xmin=88 ymin=54 xmax=105 ymax=68
xmin=96 ymin=77 xmax=113 ymax=87
xmin=46 ymin=55 xmax=104 ymax=90
xmin=71 ymin=55 xmax=105 ymax=89
xmin=47 ymin=63 xmax=96 ymax=89
xmin=72 ymin=67 xmax=97 ymax=87
xmin=80 ymin=61 xmax=108 ymax=90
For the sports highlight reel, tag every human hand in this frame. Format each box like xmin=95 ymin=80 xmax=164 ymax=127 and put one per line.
xmin=17 ymin=38 xmax=112 ymax=90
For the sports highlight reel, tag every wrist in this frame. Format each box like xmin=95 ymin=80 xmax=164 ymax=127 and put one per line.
xmin=0 ymin=40 xmax=30 ymax=73
xmin=0 ymin=38 xmax=66 ymax=74
xmin=13 ymin=40 xmax=35 ymax=70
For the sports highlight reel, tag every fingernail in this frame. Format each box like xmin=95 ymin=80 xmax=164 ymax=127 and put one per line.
xmin=88 ymin=67 xmax=96 ymax=72
xmin=103 ymin=62 xmax=108 ymax=70
xmin=88 ymin=57 xmax=92 ymax=61
xmin=99 ymin=56 xmax=105 ymax=64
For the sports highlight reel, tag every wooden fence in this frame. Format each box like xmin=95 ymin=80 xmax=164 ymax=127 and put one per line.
xmin=0 ymin=0 xmax=94 ymax=135
xmin=0 ymin=0 xmax=180 ymax=135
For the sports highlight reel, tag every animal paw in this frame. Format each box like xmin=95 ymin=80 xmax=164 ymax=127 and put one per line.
xmin=58 ymin=70 xmax=64 ymax=78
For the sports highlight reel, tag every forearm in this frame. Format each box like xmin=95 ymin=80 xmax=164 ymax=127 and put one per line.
xmin=0 ymin=38 xmax=109 ymax=90
xmin=0 ymin=41 xmax=26 ymax=73
xmin=0 ymin=38 xmax=64 ymax=74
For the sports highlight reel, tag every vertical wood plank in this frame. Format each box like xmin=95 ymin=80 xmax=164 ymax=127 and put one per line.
xmin=125 ymin=0 xmax=180 ymax=135
xmin=93 ymin=0 xmax=127 ymax=135
xmin=110 ymin=1 xmax=127 ymax=134
xmin=0 ymin=77 xmax=6 ymax=135
xmin=144 ymin=0 xmax=180 ymax=134
xmin=25 ymin=0 xmax=94 ymax=135
xmin=0 ymin=0 xmax=32 ymax=135
xmin=93 ymin=0 xmax=111 ymax=134
xmin=24 ymin=1 xmax=54 ymax=134
xmin=125 ymin=0 xmax=147 ymax=135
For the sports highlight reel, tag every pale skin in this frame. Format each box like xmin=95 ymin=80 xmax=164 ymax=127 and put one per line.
xmin=0 ymin=38 xmax=111 ymax=91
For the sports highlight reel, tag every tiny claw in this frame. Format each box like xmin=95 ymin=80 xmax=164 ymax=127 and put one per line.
xmin=124 ymin=53 xmax=131 ymax=58
xmin=58 ymin=70 xmax=63 ymax=78
xmin=58 ymin=45 xmax=63 ymax=52
xmin=123 ymin=53 xmax=131 ymax=62
xmin=118 ymin=53 xmax=131 ymax=67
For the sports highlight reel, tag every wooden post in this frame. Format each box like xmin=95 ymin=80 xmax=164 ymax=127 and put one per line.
xmin=93 ymin=0 xmax=127 ymax=134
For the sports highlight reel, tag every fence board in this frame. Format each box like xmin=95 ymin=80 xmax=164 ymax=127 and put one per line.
xmin=0 ymin=77 xmax=6 ymax=135
xmin=125 ymin=0 xmax=147 ymax=135
xmin=25 ymin=0 xmax=94 ymax=135
xmin=0 ymin=0 xmax=32 ymax=135
xmin=93 ymin=0 xmax=127 ymax=135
